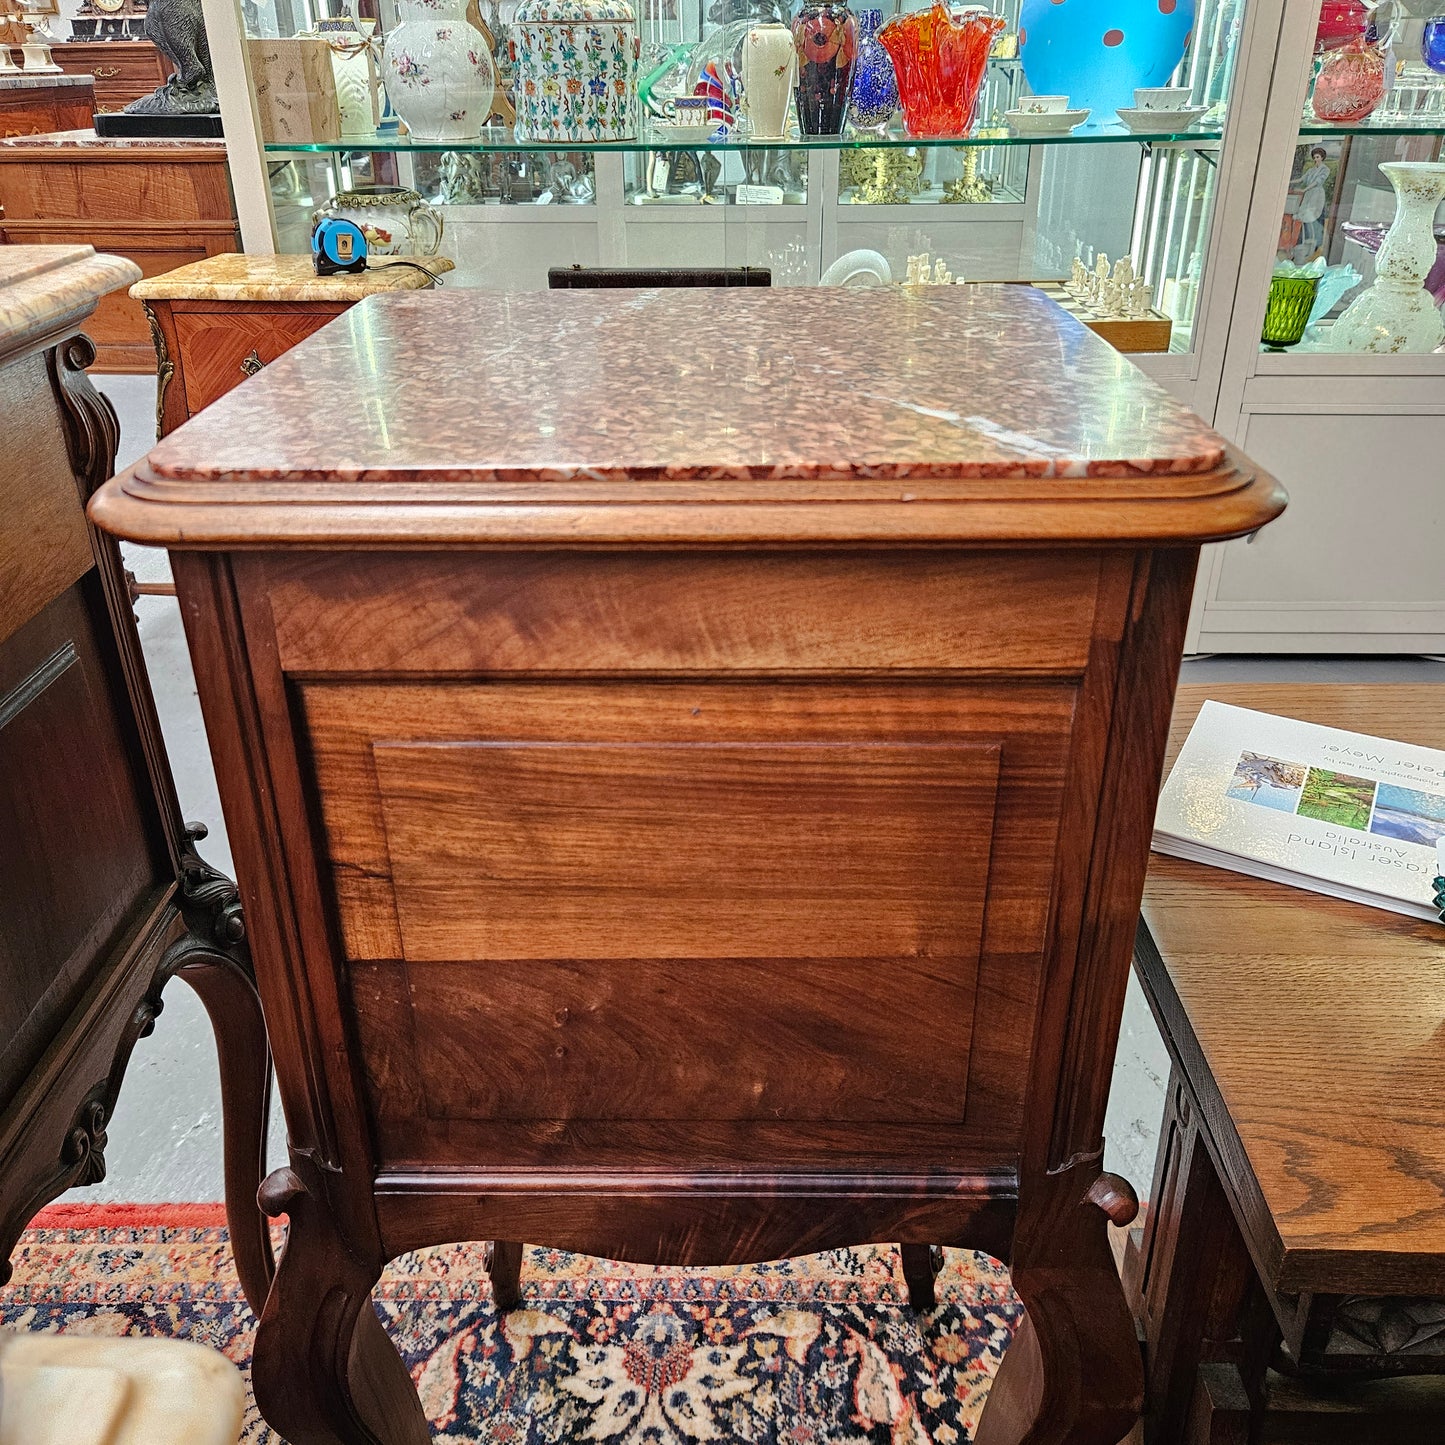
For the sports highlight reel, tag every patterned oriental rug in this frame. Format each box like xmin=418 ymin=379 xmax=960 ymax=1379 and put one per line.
xmin=0 ymin=1205 xmax=1021 ymax=1444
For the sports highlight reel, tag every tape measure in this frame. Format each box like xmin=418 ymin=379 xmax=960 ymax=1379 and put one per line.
xmin=312 ymin=216 xmax=368 ymax=276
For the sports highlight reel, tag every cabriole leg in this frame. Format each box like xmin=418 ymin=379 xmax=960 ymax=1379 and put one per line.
xmin=253 ymin=1163 xmax=430 ymax=1445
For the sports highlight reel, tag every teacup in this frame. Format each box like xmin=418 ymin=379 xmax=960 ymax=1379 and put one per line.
xmin=669 ymin=96 xmax=712 ymax=128
xmin=1022 ymin=94 xmax=1069 ymax=113
xmin=1134 ymin=87 xmax=1193 ymax=111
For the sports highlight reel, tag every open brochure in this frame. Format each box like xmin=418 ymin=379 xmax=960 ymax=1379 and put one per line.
xmin=1153 ymin=701 xmax=1445 ymax=920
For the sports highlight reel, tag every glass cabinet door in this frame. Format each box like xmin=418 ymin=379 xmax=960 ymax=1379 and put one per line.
xmin=1251 ymin=0 xmax=1445 ymax=354
xmin=243 ymin=0 xmax=1255 ymax=360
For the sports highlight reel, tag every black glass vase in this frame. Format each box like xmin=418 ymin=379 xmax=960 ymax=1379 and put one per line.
xmin=792 ymin=0 xmax=858 ymax=135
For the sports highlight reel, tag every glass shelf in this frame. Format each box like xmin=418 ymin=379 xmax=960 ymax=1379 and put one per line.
xmin=264 ymin=121 xmax=1227 ymax=155
xmin=1297 ymin=116 xmax=1445 ymax=139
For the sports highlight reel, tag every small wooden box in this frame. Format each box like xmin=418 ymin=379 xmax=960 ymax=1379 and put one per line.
xmin=1030 ymin=282 xmax=1174 ymax=354
xmin=248 ymin=37 xmax=341 ymax=145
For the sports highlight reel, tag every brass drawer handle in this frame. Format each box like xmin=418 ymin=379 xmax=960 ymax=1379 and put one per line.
xmin=239 ymin=350 xmax=265 ymax=377
xmin=93 ymin=65 xmax=119 ymax=76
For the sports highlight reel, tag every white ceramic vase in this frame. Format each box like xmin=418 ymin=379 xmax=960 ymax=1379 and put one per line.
xmin=511 ymin=0 xmax=640 ymax=142
xmin=741 ymin=23 xmax=796 ymax=140
xmin=318 ymin=17 xmax=380 ymax=138
xmin=1329 ymin=161 xmax=1445 ymax=354
xmin=383 ymin=0 xmax=497 ymax=142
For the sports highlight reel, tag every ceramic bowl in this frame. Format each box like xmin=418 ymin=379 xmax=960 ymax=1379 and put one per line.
xmin=1114 ymin=104 xmax=1209 ymax=131
xmin=1133 ymin=86 xmax=1193 ymax=110
xmin=1006 ymin=106 xmax=1090 ymax=132
xmin=1019 ymin=93 xmax=1070 ymax=112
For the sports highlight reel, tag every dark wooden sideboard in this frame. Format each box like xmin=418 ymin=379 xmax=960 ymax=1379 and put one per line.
xmin=53 ymin=40 xmax=174 ymax=113
xmin=91 ymin=286 xmax=1287 ymax=1445
xmin=0 ymin=245 xmax=270 ymax=1310
xmin=0 ymin=131 xmax=239 ymax=371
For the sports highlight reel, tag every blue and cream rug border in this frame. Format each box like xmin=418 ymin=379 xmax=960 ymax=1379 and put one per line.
xmin=2 ymin=1205 xmax=1020 ymax=1442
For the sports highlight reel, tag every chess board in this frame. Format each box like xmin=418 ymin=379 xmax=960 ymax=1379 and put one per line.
xmin=1030 ymin=282 xmax=1174 ymax=355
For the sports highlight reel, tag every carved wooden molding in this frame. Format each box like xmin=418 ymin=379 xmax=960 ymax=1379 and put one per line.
xmin=46 ymin=331 xmax=121 ymax=499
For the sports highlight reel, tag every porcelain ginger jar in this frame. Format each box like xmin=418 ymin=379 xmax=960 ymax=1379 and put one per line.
xmin=383 ymin=0 xmax=497 ymax=141
xmin=512 ymin=0 xmax=641 ymax=142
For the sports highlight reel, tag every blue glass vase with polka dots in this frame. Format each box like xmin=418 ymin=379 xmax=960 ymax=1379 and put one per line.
xmin=1018 ymin=0 xmax=1195 ymax=120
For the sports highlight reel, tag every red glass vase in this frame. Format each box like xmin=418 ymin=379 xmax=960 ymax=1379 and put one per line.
xmin=1314 ymin=0 xmax=1367 ymax=51
xmin=1310 ymin=36 xmax=1384 ymax=122
xmin=878 ymin=1 xmax=1006 ymax=138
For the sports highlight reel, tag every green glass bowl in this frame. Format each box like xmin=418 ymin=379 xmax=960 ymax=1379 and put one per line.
xmin=1261 ymin=275 xmax=1320 ymax=348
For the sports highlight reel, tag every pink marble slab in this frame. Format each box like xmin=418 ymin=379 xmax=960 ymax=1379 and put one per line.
xmin=143 ymin=286 xmax=1227 ymax=485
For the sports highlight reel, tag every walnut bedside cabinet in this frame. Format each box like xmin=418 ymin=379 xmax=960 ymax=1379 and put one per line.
xmin=91 ymin=286 xmax=1286 ymax=1445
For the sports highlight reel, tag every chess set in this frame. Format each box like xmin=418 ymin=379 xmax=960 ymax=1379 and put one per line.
xmin=1030 ymin=251 xmax=1174 ymax=354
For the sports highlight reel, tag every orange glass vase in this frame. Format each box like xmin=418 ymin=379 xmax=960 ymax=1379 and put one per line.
xmin=878 ymin=2 xmax=1005 ymax=137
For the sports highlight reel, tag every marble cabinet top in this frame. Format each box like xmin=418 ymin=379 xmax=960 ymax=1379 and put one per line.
xmin=0 ymin=127 xmax=225 ymax=150
xmin=0 ymin=73 xmax=95 ymax=90
xmin=132 ymin=253 xmax=457 ymax=302
xmin=90 ymin=285 xmax=1286 ymax=549
xmin=0 ymin=245 xmax=141 ymax=361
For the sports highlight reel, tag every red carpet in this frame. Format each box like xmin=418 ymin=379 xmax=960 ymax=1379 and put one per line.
xmin=1 ymin=1204 xmax=1020 ymax=1442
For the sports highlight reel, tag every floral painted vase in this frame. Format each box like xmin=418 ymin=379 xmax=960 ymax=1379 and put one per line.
xmin=1310 ymin=35 xmax=1384 ymax=122
xmin=741 ymin=22 xmax=797 ymax=139
xmin=1018 ymin=0 xmax=1195 ymax=120
xmin=792 ymin=0 xmax=857 ymax=135
xmin=512 ymin=0 xmax=641 ymax=142
xmin=879 ymin=2 xmax=1003 ymax=137
xmin=848 ymin=8 xmax=898 ymax=132
xmin=383 ymin=0 xmax=496 ymax=141
xmin=1329 ymin=161 xmax=1445 ymax=354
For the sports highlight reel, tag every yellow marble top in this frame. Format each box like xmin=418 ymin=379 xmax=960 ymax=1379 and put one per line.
xmin=131 ymin=252 xmax=455 ymax=301
xmin=0 ymin=245 xmax=142 ymax=361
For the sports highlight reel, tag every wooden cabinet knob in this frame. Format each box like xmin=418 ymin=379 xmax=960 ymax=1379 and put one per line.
xmin=93 ymin=65 xmax=119 ymax=77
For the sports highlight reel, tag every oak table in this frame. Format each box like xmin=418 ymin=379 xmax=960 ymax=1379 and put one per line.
xmin=90 ymin=286 xmax=1284 ymax=1445
xmin=1125 ymin=683 xmax=1445 ymax=1444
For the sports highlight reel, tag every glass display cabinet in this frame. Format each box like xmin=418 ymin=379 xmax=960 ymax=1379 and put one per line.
xmin=199 ymin=0 xmax=1445 ymax=651
xmin=209 ymin=0 xmax=1270 ymax=404
xmin=1199 ymin=0 xmax=1445 ymax=654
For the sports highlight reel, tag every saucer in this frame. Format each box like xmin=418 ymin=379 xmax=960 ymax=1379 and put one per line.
xmin=649 ymin=123 xmax=718 ymax=144
xmin=1004 ymin=107 xmax=1090 ymax=134
xmin=1114 ymin=105 xmax=1210 ymax=132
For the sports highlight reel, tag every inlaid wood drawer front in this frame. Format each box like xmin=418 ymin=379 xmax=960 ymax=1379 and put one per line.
xmin=175 ymin=312 xmax=339 ymax=416
xmin=259 ymin=550 xmax=1105 ymax=677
